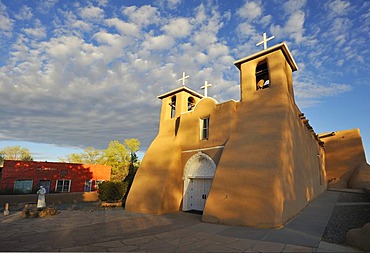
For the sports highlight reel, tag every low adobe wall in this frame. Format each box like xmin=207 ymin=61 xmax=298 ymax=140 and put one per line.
xmin=0 ymin=192 xmax=99 ymax=207
xmin=320 ymin=129 xmax=367 ymax=188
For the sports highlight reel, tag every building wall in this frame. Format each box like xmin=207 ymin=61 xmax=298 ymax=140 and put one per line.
xmin=126 ymin=98 xmax=238 ymax=214
xmin=320 ymin=129 xmax=368 ymax=188
xmin=0 ymin=192 xmax=99 ymax=206
xmin=0 ymin=160 xmax=111 ymax=193
xmin=202 ymin=49 xmax=326 ymax=227
xmin=126 ymin=44 xmax=326 ymax=228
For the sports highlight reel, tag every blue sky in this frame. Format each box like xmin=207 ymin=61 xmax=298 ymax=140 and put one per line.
xmin=0 ymin=0 xmax=369 ymax=161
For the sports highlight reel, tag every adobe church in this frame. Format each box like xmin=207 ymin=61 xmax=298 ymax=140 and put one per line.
xmin=126 ymin=38 xmax=370 ymax=228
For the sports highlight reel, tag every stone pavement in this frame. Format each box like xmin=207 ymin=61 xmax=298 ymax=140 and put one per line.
xmin=0 ymin=191 xmax=364 ymax=252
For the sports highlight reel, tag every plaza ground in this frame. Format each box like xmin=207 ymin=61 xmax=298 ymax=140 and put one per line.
xmin=0 ymin=190 xmax=367 ymax=252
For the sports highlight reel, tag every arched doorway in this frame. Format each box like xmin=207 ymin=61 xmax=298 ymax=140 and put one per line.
xmin=183 ymin=152 xmax=216 ymax=212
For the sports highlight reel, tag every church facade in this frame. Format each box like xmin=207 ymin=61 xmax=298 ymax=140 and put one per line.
xmin=126 ymin=42 xmax=369 ymax=228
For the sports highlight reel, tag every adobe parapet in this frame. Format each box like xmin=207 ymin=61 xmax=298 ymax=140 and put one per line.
xmin=234 ymin=42 xmax=298 ymax=71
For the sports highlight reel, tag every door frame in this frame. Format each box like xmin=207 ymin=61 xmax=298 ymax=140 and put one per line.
xmin=39 ymin=180 xmax=51 ymax=193
xmin=84 ymin=180 xmax=92 ymax=192
xmin=182 ymin=152 xmax=216 ymax=211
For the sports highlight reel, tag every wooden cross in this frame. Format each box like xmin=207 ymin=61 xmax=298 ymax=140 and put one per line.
xmin=201 ymin=81 xmax=212 ymax=97
xmin=178 ymin=72 xmax=189 ymax=86
xmin=256 ymin=32 xmax=275 ymax=50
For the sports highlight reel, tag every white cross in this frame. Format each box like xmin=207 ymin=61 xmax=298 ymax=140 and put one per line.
xmin=256 ymin=32 xmax=275 ymax=50
xmin=178 ymin=72 xmax=189 ymax=86
xmin=201 ymin=81 xmax=212 ymax=97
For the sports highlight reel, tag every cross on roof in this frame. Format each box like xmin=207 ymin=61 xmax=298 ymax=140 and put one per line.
xmin=178 ymin=72 xmax=189 ymax=86
xmin=256 ymin=32 xmax=275 ymax=50
xmin=201 ymin=81 xmax=212 ymax=97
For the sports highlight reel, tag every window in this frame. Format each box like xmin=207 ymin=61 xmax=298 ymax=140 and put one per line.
xmin=256 ymin=61 xmax=270 ymax=90
xmin=170 ymin=96 xmax=176 ymax=118
xmin=14 ymin=180 xmax=33 ymax=194
xmin=56 ymin=180 xmax=71 ymax=192
xmin=188 ymin=97 xmax=195 ymax=111
xmin=200 ymin=117 xmax=210 ymax=140
xmin=84 ymin=180 xmax=92 ymax=192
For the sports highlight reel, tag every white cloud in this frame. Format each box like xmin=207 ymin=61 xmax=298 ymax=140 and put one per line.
xmin=270 ymin=6 xmax=306 ymax=44
xmin=93 ymin=30 xmax=130 ymax=63
xmin=327 ymin=0 xmax=351 ymax=16
xmin=294 ymin=71 xmax=352 ymax=108
xmin=336 ymin=59 xmax=345 ymax=66
xmin=97 ymin=0 xmax=108 ymax=7
xmin=142 ymin=34 xmax=175 ymax=51
xmin=190 ymin=5 xmax=224 ymax=48
xmin=94 ymin=30 xmax=121 ymax=46
xmin=45 ymin=36 xmax=82 ymax=60
xmin=162 ymin=18 xmax=192 ymax=38
xmin=260 ymin=15 xmax=272 ymax=27
xmin=122 ymin=5 xmax=160 ymax=28
xmin=334 ymin=33 xmax=346 ymax=47
xmin=237 ymin=22 xmax=257 ymax=39
xmin=0 ymin=0 xmax=363 ymax=154
xmin=0 ymin=2 xmax=13 ymax=36
xmin=283 ymin=0 xmax=306 ymax=15
xmin=284 ymin=11 xmax=306 ymax=43
xmin=105 ymin=18 xmax=140 ymax=37
xmin=15 ymin=5 xmax=33 ymax=20
xmin=155 ymin=0 xmax=181 ymax=10
xmin=191 ymin=4 xmax=207 ymax=25
xmin=23 ymin=25 xmax=46 ymax=39
xmin=295 ymin=82 xmax=351 ymax=99
xmin=208 ymin=43 xmax=229 ymax=60
xmin=71 ymin=20 xmax=92 ymax=31
xmin=80 ymin=6 xmax=104 ymax=20
xmin=37 ymin=0 xmax=59 ymax=14
xmin=237 ymin=0 xmax=262 ymax=21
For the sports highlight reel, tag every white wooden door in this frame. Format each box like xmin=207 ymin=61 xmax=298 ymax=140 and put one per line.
xmin=189 ymin=179 xmax=212 ymax=211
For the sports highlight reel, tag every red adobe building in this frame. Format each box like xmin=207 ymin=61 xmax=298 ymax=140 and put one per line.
xmin=0 ymin=160 xmax=111 ymax=194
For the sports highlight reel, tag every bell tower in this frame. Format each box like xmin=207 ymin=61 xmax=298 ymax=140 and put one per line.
xmin=234 ymin=42 xmax=298 ymax=103
xmin=158 ymin=72 xmax=203 ymax=124
xmin=157 ymin=86 xmax=203 ymax=123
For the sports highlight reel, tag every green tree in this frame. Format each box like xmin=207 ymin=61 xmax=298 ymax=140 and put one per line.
xmin=0 ymin=146 xmax=33 ymax=163
xmin=124 ymin=139 xmax=140 ymax=155
xmin=98 ymin=181 xmax=128 ymax=203
xmin=124 ymin=138 xmax=141 ymax=170
xmin=102 ymin=140 xmax=130 ymax=182
xmin=59 ymin=153 xmax=83 ymax=163
xmin=0 ymin=153 xmax=4 ymax=166
xmin=59 ymin=138 xmax=141 ymax=183
xmin=81 ymin=147 xmax=103 ymax=164
xmin=122 ymin=139 xmax=141 ymax=205
xmin=59 ymin=147 xmax=102 ymax=164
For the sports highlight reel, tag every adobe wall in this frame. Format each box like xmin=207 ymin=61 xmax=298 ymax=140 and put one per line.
xmin=280 ymin=102 xmax=326 ymax=222
xmin=202 ymin=50 xmax=325 ymax=227
xmin=125 ymin=134 xmax=183 ymax=214
xmin=0 ymin=192 xmax=99 ymax=207
xmin=127 ymin=44 xmax=326 ymax=228
xmin=320 ymin=129 xmax=368 ymax=188
xmin=126 ymin=98 xmax=238 ymax=214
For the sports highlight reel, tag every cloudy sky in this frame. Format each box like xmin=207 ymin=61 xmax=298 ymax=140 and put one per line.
xmin=0 ymin=0 xmax=369 ymax=161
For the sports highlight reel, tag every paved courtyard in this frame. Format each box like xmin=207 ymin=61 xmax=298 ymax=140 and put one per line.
xmin=0 ymin=190 xmax=364 ymax=252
